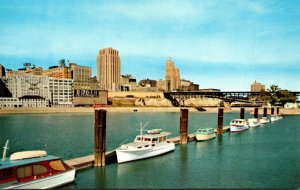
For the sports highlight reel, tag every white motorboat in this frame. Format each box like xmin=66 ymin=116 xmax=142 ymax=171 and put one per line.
xmin=229 ymin=119 xmax=249 ymax=132
xmin=260 ymin=116 xmax=270 ymax=124
xmin=270 ymin=114 xmax=281 ymax=122
xmin=248 ymin=118 xmax=261 ymax=128
xmin=195 ymin=128 xmax=216 ymax=141
xmin=116 ymin=122 xmax=175 ymax=163
xmin=0 ymin=141 xmax=76 ymax=189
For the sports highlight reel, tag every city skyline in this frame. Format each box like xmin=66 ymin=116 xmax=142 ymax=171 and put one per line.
xmin=1 ymin=1 xmax=299 ymax=91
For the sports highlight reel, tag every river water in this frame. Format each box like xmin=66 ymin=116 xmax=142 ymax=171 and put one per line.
xmin=0 ymin=111 xmax=299 ymax=189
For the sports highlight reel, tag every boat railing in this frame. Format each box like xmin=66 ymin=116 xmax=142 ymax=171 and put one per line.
xmin=119 ymin=139 xmax=128 ymax=147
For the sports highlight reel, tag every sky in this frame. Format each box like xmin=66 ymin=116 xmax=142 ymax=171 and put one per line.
xmin=0 ymin=0 xmax=300 ymax=91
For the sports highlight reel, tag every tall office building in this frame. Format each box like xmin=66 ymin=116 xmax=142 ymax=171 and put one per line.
xmin=165 ymin=57 xmax=180 ymax=91
xmin=97 ymin=47 xmax=121 ymax=91
xmin=251 ymin=81 xmax=265 ymax=92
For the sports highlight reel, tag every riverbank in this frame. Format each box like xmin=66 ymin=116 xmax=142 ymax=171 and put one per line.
xmin=0 ymin=107 xmax=300 ymax=115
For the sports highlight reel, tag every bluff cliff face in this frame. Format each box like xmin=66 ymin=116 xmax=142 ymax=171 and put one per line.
xmin=110 ymin=97 xmax=222 ymax=107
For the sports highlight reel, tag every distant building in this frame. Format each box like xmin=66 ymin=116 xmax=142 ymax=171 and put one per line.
xmin=97 ymin=47 xmax=121 ymax=91
xmin=157 ymin=79 xmax=169 ymax=92
xmin=178 ymin=79 xmax=199 ymax=91
xmin=165 ymin=57 xmax=180 ymax=91
xmin=69 ymin=63 xmax=91 ymax=81
xmin=1 ymin=75 xmax=51 ymax=107
xmin=251 ymin=81 xmax=265 ymax=92
xmin=73 ymin=77 xmax=107 ymax=106
xmin=0 ymin=64 xmax=5 ymax=77
xmin=43 ymin=66 xmax=72 ymax=79
xmin=139 ymin=79 xmax=157 ymax=88
xmin=49 ymin=78 xmax=73 ymax=106
xmin=6 ymin=65 xmax=43 ymax=77
xmin=121 ymin=75 xmax=137 ymax=91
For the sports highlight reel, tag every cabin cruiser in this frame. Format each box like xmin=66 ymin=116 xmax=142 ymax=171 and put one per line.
xmin=260 ymin=116 xmax=270 ymax=124
xmin=195 ymin=128 xmax=216 ymax=141
xmin=229 ymin=119 xmax=249 ymax=132
xmin=0 ymin=141 xmax=76 ymax=189
xmin=116 ymin=122 xmax=175 ymax=163
xmin=248 ymin=118 xmax=261 ymax=128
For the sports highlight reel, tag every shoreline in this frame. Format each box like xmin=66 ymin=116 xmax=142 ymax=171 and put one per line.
xmin=0 ymin=107 xmax=299 ymax=115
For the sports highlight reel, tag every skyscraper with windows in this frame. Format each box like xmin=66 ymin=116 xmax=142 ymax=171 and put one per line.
xmin=97 ymin=48 xmax=121 ymax=91
xmin=165 ymin=57 xmax=180 ymax=91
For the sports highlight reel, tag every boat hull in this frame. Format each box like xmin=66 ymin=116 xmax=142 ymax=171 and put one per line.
xmin=230 ymin=125 xmax=249 ymax=132
xmin=248 ymin=118 xmax=260 ymax=128
xmin=195 ymin=133 xmax=216 ymax=141
xmin=3 ymin=168 xmax=76 ymax=189
xmin=116 ymin=142 xmax=175 ymax=163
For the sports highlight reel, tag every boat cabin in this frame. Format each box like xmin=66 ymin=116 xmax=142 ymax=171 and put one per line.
xmin=134 ymin=132 xmax=170 ymax=144
xmin=230 ymin=119 xmax=247 ymax=125
xmin=0 ymin=155 xmax=72 ymax=185
xmin=197 ymin=128 xmax=214 ymax=134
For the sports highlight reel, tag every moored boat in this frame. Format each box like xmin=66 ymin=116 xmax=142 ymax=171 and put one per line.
xmin=195 ymin=128 xmax=216 ymax=141
xmin=248 ymin=118 xmax=261 ymax=128
xmin=270 ymin=114 xmax=280 ymax=122
xmin=116 ymin=122 xmax=175 ymax=163
xmin=260 ymin=116 xmax=270 ymax=124
xmin=229 ymin=119 xmax=249 ymax=132
xmin=0 ymin=141 xmax=76 ymax=189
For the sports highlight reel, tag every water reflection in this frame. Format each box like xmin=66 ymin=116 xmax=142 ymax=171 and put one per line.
xmin=95 ymin=167 xmax=107 ymax=189
xmin=179 ymin=145 xmax=188 ymax=186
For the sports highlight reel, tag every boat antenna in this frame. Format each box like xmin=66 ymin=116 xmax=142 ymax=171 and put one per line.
xmin=2 ymin=140 xmax=9 ymax=162
xmin=137 ymin=121 xmax=149 ymax=142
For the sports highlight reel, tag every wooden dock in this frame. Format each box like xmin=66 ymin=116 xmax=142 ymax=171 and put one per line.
xmin=66 ymin=126 xmax=230 ymax=170
xmin=167 ymin=126 xmax=230 ymax=144
xmin=65 ymin=150 xmax=116 ymax=170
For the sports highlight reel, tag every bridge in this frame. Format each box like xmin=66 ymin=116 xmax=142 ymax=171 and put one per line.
xmin=163 ymin=91 xmax=300 ymax=107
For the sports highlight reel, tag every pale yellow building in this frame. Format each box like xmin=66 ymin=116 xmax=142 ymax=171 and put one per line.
xmin=97 ymin=47 xmax=121 ymax=91
xmin=251 ymin=81 xmax=265 ymax=92
xmin=69 ymin=63 xmax=91 ymax=81
xmin=165 ymin=57 xmax=180 ymax=91
xmin=43 ymin=66 xmax=72 ymax=79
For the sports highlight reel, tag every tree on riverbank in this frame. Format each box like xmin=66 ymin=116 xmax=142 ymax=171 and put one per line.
xmin=261 ymin=85 xmax=296 ymax=106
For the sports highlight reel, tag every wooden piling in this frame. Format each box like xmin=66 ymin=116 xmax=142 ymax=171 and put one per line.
xmin=94 ymin=109 xmax=106 ymax=167
xmin=240 ymin=107 xmax=245 ymax=119
xmin=263 ymin=107 xmax=268 ymax=117
xmin=180 ymin=109 xmax=188 ymax=144
xmin=254 ymin=108 xmax=258 ymax=118
xmin=217 ymin=108 xmax=224 ymax=135
xmin=271 ymin=107 xmax=275 ymax=115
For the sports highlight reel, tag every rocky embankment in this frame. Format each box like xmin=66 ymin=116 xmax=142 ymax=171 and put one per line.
xmin=110 ymin=97 xmax=221 ymax=107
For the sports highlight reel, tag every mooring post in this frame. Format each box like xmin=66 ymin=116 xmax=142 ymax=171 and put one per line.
xmin=180 ymin=109 xmax=188 ymax=144
xmin=254 ymin=107 xmax=258 ymax=119
xmin=217 ymin=108 xmax=224 ymax=135
xmin=263 ymin=107 xmax=268 ymax=117
xmin=271 ymin=107 xmax=275 ymax=115
xmin=277 ymin=107 xmax=280 ymax=115
xmin=240 ymin=107 xmax=245 ymax=119
xmin=94 ymin=109 xmax=106 ymax=167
